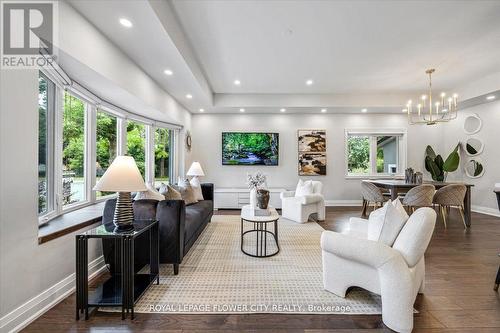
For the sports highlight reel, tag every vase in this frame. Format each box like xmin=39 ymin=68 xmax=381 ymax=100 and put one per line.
xmin=249 ymin=188 xmax=257 ymax=208
xmin=256 ymin=189 xmax=270 ymax=209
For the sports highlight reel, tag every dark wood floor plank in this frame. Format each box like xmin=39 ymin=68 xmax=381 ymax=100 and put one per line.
xmin=22 ymin=206 xmax=500 ymax=332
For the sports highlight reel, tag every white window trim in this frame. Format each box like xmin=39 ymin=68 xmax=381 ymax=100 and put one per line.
xmin=344 ymin=128 xmax=407 ymax=179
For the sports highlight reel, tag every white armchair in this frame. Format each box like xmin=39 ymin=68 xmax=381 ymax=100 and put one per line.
xmin=280 ymin=181 xmax=325 ymax=223
xmin=321 ymin=208 xmax=436 ymax=333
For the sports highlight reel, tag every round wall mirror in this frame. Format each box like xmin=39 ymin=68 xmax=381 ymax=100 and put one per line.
xmin=465 ymin=159 xmax=484 ymax=178
xmin=464 ymin=114 xmax=482 ymax=135
xmin=464 ymin=138 xmax=484 ymax=156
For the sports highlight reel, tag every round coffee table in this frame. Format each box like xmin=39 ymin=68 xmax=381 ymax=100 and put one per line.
xmin=240 ymin=205 xmax=280 ymax=258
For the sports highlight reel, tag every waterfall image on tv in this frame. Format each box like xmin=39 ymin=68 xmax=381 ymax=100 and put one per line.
xmin=222 ymin=132 xmax=279 ymax=165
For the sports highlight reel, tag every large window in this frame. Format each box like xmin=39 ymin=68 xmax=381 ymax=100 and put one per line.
xmin=126 ymin=120 xmax=146 ymax=178
xmin=62 ymin=92 xmax=87 ymax=207
xmin=96 ymin=111 xmax=118 ymax=197
xmin=38 ymin=74 xmax=55 ymax=215
xmin=154 ymin=127 xmax=172 ymax=186
xmin=345 ymin=130 xmax=406 ymax=177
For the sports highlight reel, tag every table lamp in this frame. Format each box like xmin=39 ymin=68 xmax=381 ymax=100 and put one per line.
xmin=93 ymin=156 xmax=147 ymax=231
xmin=186 ymin=161 xmax=205 ymax=186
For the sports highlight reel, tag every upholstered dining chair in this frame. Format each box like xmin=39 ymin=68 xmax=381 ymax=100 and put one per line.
xmin=361 ymin=181 xmax=387 ymax=214
xmin=402 ymin=184 xmax=435 ymax=213
xmin=432 ymin=184 xmax=467 ymax=229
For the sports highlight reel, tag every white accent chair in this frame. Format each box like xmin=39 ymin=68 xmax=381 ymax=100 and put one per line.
xmin=280 ymin=181 xmax=325 ymax=223
xmin=320 ymin=207 xmax=436 ymax=333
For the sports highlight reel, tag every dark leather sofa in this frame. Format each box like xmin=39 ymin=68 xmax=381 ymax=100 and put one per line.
xmin=102 ymin=183 xmax=214 ymax=275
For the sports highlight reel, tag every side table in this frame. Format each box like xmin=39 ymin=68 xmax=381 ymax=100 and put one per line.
xmin=76 ymin=219 xmax=159 ymax=320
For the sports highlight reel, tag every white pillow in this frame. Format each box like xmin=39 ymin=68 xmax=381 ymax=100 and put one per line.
xmin=392 ymin=198 xmax=409 ymax=220
xmin=367 ymin=200 xmax=408 ymax=246
xmin=295 ymin=179 xmax=314 ymax=197
xmin=135 ymin=184 xmax=164 ymax=201
xmin=189 ymin=177 xmax=204 ymax=201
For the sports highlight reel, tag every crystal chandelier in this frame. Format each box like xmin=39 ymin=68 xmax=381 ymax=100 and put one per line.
xmin=404 ymin=69 xmax=458 ymax=125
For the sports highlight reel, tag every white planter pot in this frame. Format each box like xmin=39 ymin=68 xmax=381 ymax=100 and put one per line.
xmin=249 ymin=188 xmax=257 ymax=208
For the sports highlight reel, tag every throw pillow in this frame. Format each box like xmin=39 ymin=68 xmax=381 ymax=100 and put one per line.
xmin=295 ymin=179 xmax=314 ymax=197
xmin=367 ymin=200 xmax=408 ymax=246
xmin=135 ymin=184 xmax=164 ymax=201
xmin=392 ymin=198 xmax=409 ymax=220
xmin=177 ymin=180 xmax=198 ymax=206
xmin=189 ymin=177 xmax=204 ymax=201
xmin=159 ymin=183 xmax=182 ymax=200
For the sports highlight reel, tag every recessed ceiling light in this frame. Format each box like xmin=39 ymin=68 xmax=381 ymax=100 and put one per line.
xmin=164 ymin=69 xmax=173 ymax=76
xmin=306 ymin=79 xmax=314 ymax=86
xmin=185 ymin=94 xmax=193 ymax=99
xmin=199 ymin=108 xmax=204 ymax=112
xmin=321 ymin=109 xmax=327 ymax=113
xmin=119 ymin=18 xmax=133 ymax=28
xmin=280 ymin=108 xmax=286 ymax=112
xmin=486 ymin=95 xmax=496 ymax=100
xmin=402 ymin=109 xmax=408 ymax=113
xmin=233 ymin=79 xmax=241 ymax=86
xmin=361 ymin=108 xmax=367 ymax=113
xmin=239 ymin=108 xmax=245 ymax=112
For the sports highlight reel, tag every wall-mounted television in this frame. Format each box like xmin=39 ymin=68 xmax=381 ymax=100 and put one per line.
xmin=222 ymin=132 xmax=279 ymax=165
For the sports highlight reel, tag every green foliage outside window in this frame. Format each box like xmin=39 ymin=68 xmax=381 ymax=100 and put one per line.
xmin=347 ymin=136 xmax=370 ymax=174
xmin=127 ymin=121 xmax=146 ymax=177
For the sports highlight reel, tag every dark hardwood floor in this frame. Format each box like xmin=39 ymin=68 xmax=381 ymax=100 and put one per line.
xmin=23 ymin=207 xmax=500 ymax=332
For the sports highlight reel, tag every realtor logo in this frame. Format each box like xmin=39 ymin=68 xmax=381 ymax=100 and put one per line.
xmin=1 ymin=1 xmax=57 ymax=68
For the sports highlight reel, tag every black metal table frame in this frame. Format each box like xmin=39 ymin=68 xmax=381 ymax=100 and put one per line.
xmin=241 ymin=217 xmax=280 ymax=258
xmin=76 ymin=221 xmax=159 ymax=320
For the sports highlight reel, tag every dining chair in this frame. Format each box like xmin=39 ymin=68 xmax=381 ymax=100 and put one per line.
xmin=402 ymin=184 xmax=435 ymax=213
xmin=360 ymin=181 xmax=387 ymax=215
xmin=432 ymin=184 xmax=467 ymax=229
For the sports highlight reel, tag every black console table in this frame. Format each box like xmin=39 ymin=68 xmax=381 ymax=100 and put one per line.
xmin=76 ymin=219 xmax=159 ymax=320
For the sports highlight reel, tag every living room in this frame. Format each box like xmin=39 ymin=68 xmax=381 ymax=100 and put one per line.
xmin=1 ymin=1 xmax=499 ymax=333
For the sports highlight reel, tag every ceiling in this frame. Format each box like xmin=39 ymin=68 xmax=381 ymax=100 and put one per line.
xmin=68 ymin=0 xmax=500 ymax=114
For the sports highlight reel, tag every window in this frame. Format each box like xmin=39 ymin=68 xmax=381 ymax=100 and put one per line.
xmin=38 ymin=73 xmax=55 ymax=216
xmin=126 ymin=120 xmax=146 ymax=178
xmin=96 ymin=111 xmax=118 ymax=197
xmin=154 ymin=127 xmax=172 ymax=186
xmin=62 ymin=92 xmax=87 ymax=207
xmin=345 ymin=129 xmax=406 ymax=177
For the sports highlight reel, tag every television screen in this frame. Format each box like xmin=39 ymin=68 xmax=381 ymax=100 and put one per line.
xmin=222 ymin=132 xmax=279 ymax=165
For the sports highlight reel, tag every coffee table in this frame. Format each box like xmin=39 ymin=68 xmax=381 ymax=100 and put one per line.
xmin=240 ymin=205 xmax=280 ymax=258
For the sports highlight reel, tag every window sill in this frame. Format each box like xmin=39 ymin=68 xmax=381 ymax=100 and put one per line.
xmin=345 ymin=174 xmax=405 ymax=180
xmin=38 ymin=202 xmax=106 ymax=244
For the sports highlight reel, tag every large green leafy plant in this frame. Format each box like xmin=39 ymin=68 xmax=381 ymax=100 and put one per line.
xmin=424 ymin=144 xmax=460 ymax=181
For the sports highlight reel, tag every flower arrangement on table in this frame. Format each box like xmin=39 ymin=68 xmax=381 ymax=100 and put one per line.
xmin=246 ymin=172 xmax=267 ymax=189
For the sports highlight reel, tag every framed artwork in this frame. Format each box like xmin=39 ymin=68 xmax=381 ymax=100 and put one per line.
xmin=298 ymin=152 xmax=327 ymax=176
xmin=298 ymin=130 xmax=326 ymax=152
xmin=298 ymin=130 xmax=326 ymax=176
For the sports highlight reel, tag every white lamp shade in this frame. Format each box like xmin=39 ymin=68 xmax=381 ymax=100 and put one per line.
xmin=93 ymin=156 xmax=147 ymax=192
xmin=186 ymin=161 xmax=205 ymax=177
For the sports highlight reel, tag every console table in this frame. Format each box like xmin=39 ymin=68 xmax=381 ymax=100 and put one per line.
xmin=214 ymin=187 xmax=286 ymax=209
xmin=75 ymin=219 xmax=159 ymax=320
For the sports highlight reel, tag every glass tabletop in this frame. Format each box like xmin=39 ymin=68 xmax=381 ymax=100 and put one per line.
xmin=80 ymin=219 xmax=158 ymax=238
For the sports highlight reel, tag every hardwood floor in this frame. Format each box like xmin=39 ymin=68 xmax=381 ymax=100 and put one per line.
xmin=23 ymin=207 xmax=500 ymax=332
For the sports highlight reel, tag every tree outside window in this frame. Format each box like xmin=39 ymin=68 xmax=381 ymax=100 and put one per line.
xmin=126 ymin=120 xmax=146 ymax=178
xmin=96 ymin=111 xmax=117 ymax=197
xmin=347 ymin=136 xmax=370 ymax=174
xmin=154 ymin=128 xmax=171 ymax=186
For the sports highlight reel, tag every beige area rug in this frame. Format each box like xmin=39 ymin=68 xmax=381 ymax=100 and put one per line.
xmin=103 ymin=215 xmax=382 ymax=315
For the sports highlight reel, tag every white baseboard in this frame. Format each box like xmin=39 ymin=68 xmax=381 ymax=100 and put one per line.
xmin=324 ymin=200 xmax=363 ymax=207
xmin=471 ymin=205 xmax=500 ymax=217
xmin=0 ymin=256 xmax=107 ymax=333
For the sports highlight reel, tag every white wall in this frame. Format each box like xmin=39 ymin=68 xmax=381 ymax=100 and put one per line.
xmin=191 ymin=113 xmax=444 ymax=203
xmin=442 ymin=100 xmax=500 ymax=214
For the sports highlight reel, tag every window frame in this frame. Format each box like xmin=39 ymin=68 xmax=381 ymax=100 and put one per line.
xmin=344 ymin=128 xmax=407 ymax=179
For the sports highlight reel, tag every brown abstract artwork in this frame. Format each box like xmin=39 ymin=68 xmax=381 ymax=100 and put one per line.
xmin=298 ymin=130 xmax=326 ymax=176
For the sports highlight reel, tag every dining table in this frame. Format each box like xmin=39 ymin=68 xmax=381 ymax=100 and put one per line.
xmin=362 ymin=179 xmax=474 ymax=226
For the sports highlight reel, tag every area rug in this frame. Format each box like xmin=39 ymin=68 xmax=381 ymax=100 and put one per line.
xmin=103 ymin=215 xmax=383 ymax=315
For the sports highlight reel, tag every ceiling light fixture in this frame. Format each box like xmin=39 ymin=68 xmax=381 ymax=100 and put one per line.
xmin=361 ymin=108 xmax=367 ymax=113
xmin=321 ymin=109 xmax=327 ymax=113
xmin=402 ymin=109 xmax=408 ymax=113
xmin=233 ymin=79 xmax=241 ymax=86
xmin=306 ymin=79 xmax=314 ymax=86
xmin=119 ymin=18 xmax=133 ymax=28
xmin=186 ymin=94 xmax=193 ymax=99
xmin=164 ymin=69 xmax=173 ymax=76
xmin=486 ymin=95 xmax=496 ymax=100
xmin=199 ymin=108 xmax=204 ymax=112
xmin=239 ymin=108 xmax=245 ymax=112
xmin=405 ymin=69 xmax=458 ymax=125
xmin=280 ymin=108 xmax=286 ymax=112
